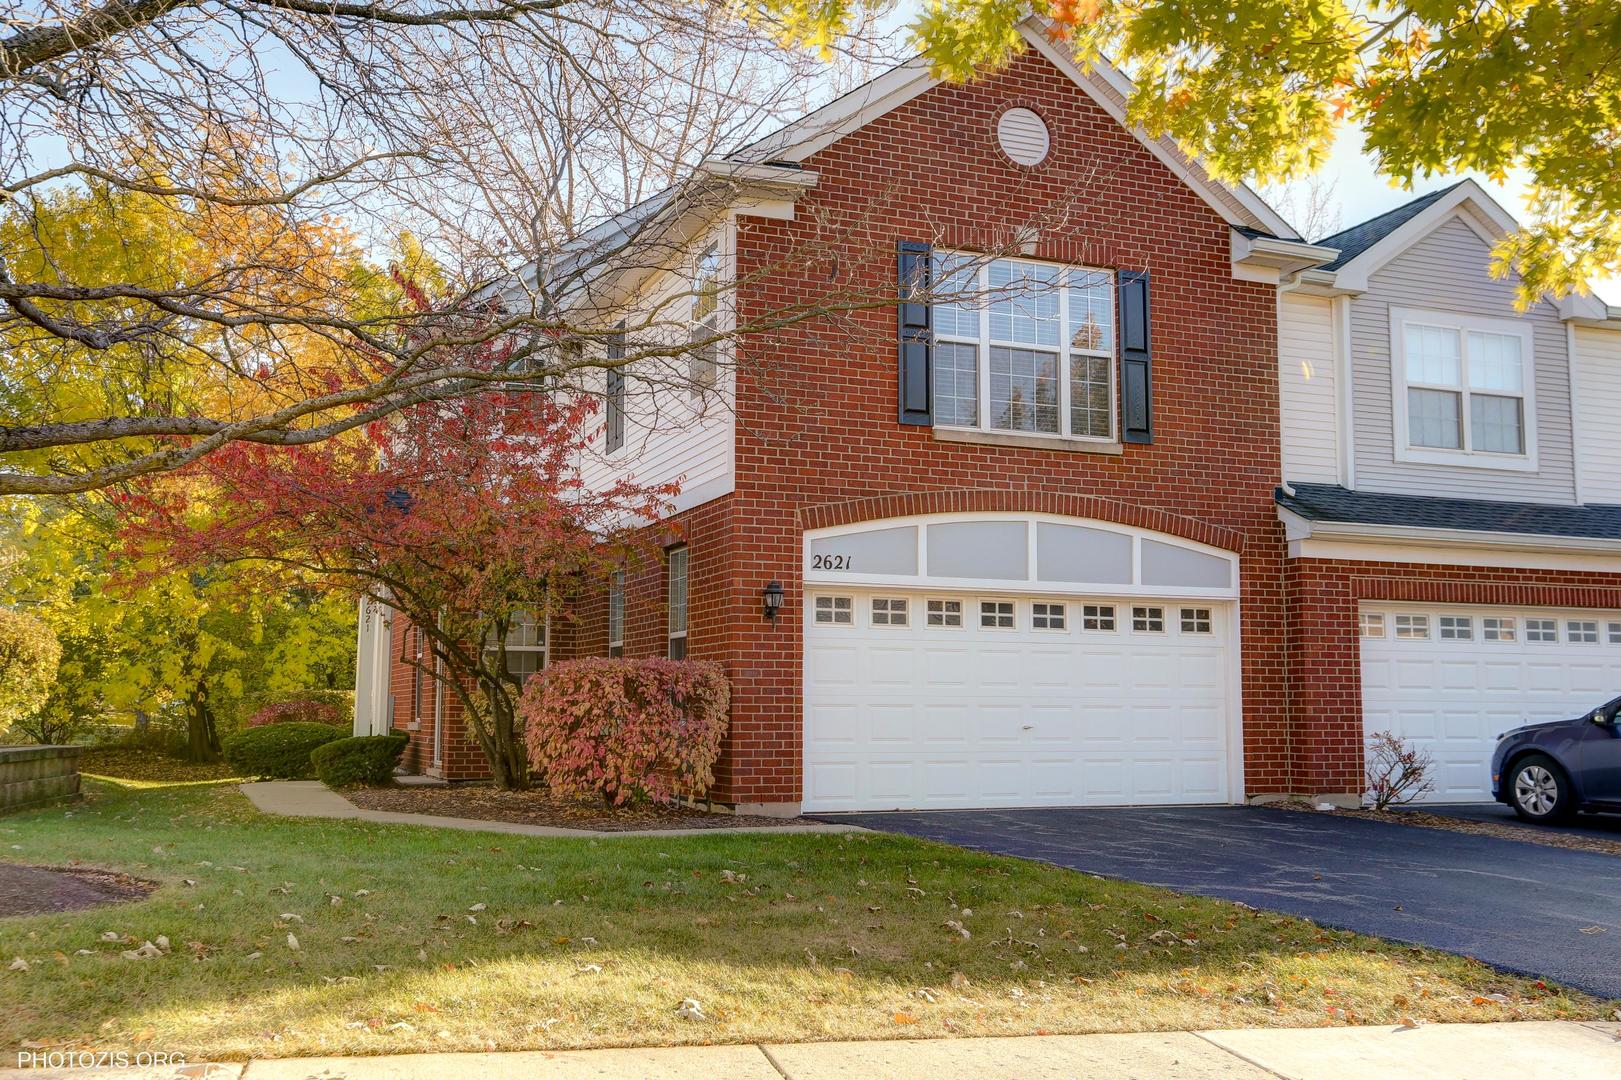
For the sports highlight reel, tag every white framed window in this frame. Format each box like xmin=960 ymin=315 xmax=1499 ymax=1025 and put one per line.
xmin=1483 ymin=616 xmax=1517 ymax=642
xmin=666 ymin=546 xmax=689 ymax=659
xmin=1438 ymin=615 xmax=1473 ymax=641
xmin=1031 ymin=602 xmax=1067 ymax=630
xmin=1082 ymin=604 xmax=1116 ymax=631
xmin=926 ymin=598 xmax=963 ymax=627
xmin=814 ymin=595 xmax=853 ymax=625
xmin=1609 ymin=621 xmax=1621 ymax=645
xmin=1360 ymin=612 xmax=1386 ymax=639
xmin=486 ymin=609 xmax=547 ymax=685
xmin=872 ymin=597 xmax=909 ymax=626
xmin=931 ymin=252 xmax=1115 ymax=441
xmin=1132 ymin=605 xmax=1165 ymax=633
xmin=979 ymin=600 xmax=1015 ymax=629
xmin=1525 ymin=617 xmax=1558 ymax=643
xmin=607 ymin=571 xmax=625 ymax=657
xmin=1390 ymin=307 xmax=1536 ymax=469
xmin=1180 ymin=607 xmax=1212 ymax=634
xmin=1394 ymin=613 xmax=1430 ymax=640
xmin=1567 ymin=619 xmax=1599 ymax=644
xmin=688 ymin=245 xmax=722 ymax=394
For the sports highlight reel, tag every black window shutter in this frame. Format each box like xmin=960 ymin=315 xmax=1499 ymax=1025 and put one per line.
xmin=897 ymin=240 xmax=932 ymax=426
xmin=1118 ymin=269 xmax=1153 ymax=444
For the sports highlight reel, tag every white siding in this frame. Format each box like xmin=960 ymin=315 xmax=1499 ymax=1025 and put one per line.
xmin=576 ymin=226 xmax=736 ymax=514
xmin=1350 ymin=214 xmax=1577 ymax=503
xmin=1573 ymin=325 xmax=1621 ymax=505
xmin=1278 ymin=292 xmax=1339 ymax=483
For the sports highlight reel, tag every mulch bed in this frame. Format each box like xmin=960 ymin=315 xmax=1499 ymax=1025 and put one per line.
xmin=342 ymin=785 xmax=815 ymax=832
xmin=1269 ymin=799 xmax=1621 ymax=857
xmin=0 ymin=864 xmax=157 ymax=919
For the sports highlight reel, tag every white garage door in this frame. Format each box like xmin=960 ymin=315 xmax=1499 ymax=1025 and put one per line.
xmin=1361 ymin=605 xmax=1621 ymax=802
xmin=804 ymin=591 xmax=1234 ymax=811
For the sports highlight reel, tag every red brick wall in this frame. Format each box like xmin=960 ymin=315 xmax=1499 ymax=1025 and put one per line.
xmin=718 ymin=48 xmax=1291 ymax=803
xmin=1288 ymin=557 xmax=1621 ymax=793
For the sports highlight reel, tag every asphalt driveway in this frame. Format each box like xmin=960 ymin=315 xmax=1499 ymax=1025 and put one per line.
xmin=824 ymin=806 xmax=1621 ymax=999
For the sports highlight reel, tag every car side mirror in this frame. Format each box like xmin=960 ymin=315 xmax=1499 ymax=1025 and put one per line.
xmin=1595 ymin=709 xmax=1616 ymax=726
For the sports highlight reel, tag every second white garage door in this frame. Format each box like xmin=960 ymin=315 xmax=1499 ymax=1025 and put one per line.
xmin=804 ymin=591 xmax=1234 ymax=811
xmin=1361 ymin=605 xmax=1621 ymax=802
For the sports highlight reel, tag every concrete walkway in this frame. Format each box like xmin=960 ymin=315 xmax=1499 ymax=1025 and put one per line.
xmin=5 ymin=1022 xmax=1617 ymax=1079
xmin=238 ymin=781 xmax=862 ymax=838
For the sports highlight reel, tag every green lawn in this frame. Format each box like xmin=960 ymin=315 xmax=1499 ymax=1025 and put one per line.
xmin=0 ymin=779 xmax=1608 ymax=1061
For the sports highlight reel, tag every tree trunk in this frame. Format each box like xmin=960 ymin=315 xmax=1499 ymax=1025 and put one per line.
xmin=183 ymin=686 xmax=221 ymax=762
xmin=484 ymin=688 xmax=530 ymax=791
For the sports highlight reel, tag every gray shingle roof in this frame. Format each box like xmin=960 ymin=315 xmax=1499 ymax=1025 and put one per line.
xmin=1276 ymin=483 xmax=1621 ymax=541
xmin=1313 ymin=184 xmax=1463 ymax=270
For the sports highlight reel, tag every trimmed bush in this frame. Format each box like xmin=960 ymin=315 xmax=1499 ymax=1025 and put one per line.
xmin=221 ymin=722 xmax=345 ymax=780
xmin=312 ymin=734 xmax=408 ymax=788
xmin=522 ymin=658 xmax=730 ymax=805
xmin=244 ymin=696 xmax=347 ymax=729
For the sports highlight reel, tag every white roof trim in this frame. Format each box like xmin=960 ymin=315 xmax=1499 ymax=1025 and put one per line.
xmin=731 ymin=24 xmax=1295 ymax=239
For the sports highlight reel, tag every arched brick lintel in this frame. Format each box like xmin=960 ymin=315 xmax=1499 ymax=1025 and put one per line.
xmin=795 ymin=488 xmax=1247 ymax=554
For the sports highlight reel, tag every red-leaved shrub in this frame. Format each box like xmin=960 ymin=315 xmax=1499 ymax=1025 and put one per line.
xmin=245 ymin=697 xmax=346 ymax=729
xmin=521 ymin=658 xmax=730 ymax=805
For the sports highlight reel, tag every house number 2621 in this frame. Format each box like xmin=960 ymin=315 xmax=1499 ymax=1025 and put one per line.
xmin=811 ymin=554 xmax=851 ymax=571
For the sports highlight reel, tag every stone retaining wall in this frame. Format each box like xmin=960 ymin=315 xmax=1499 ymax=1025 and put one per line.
xmin=0 ymin=745 xmax=84 ymax=813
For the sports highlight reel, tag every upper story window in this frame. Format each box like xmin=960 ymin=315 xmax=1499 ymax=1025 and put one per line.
xmin=688 ymin=246 xmax=721 ymax=394
xmin=932 ymin=253 xmax=1115 ymax=441
xmin=1391 ymin=307 xmax=1536 ymax=470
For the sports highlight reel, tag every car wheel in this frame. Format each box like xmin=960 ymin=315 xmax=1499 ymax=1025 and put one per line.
xmin=1508 ymin=754 xmax=1574 ymax=824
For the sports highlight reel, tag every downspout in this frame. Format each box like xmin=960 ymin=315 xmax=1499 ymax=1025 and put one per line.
xmin=433 ymin=610 xmax=445 ymax=771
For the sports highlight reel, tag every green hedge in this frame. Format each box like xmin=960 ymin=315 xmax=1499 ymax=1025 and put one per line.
xmin=311 ymin=734 xmax=408 ymax=788
xmin=221 ymin=722 xmax=346 ymax=780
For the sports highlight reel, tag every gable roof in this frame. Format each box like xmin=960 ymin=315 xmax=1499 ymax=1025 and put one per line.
xmin=1313 ymin=184 xmax=1460 ymax=270
xmin=730 ymin=23 xmax=1297 ymax=240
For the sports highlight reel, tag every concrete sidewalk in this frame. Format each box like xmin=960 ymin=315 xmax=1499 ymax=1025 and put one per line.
xmin=6 ymin=1022 xmax=1617 ymax=1080
xmin=238 ymin=782 xmax=862 ymax=838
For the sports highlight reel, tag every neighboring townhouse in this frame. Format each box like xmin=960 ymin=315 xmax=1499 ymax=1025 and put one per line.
xmin=355 ymin=24 xmax=1621 ymax=813
xmin=1274 ymin=179 xmax=1621 ymax=804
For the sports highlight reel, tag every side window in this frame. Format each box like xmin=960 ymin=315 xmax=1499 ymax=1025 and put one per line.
xmin=605 ymin=321 xmax=626 ymax=454
xmin=666 ymin=547 xmax=689 ymax=659
xmin=607 ymin=570 xmax=625 ymax=657
xmin=688 ymin=245 xmax=721 ymax=394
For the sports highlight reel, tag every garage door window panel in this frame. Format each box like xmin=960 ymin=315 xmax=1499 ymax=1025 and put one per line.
xmin=1394 ymin=614 xmax=1429 ymax=639
xmin=1526 ymin=618 xmax=1558 ymax=643
xmin=1180 ymin=608 xmax=1212 ymax=634
xmin=1360 ymin=612 xmax=1386 ymax=638
xmin=1132 ymin=606 xmax=1165 ymax=633
xmin=926 ymin=599 xmax=963 ymax=627
xmin=1082 ymin=604 xmax=1116 ymax=631
xmin=1031 ymin=602 xmax=1067 ymax=630
xmin=872 ymin=597 xmax=909 ymax=626
xmin=980 ymin=600 xmax=1015 ymax=629
xmin=1439 ymin=616 xmax=1473 ymax=641
xmin=814 ymin=596 xmax=854 ymax=625
xmin=1483 ymin=616 xmax=1516 ymax=642
xmin=1567 ymin=619 xmax=1598 ymax=644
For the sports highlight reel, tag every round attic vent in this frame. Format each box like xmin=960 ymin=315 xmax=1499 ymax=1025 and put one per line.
xmin=997 ymin=108 xmax=1050 ymax=166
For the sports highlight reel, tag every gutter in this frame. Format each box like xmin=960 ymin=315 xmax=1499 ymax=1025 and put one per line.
xmin=1277 ymin=505 xmax=1621 ymax=557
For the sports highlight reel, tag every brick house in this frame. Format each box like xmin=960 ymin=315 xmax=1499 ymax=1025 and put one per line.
xmin=354 ymin=24 xmax=1621 ymax=813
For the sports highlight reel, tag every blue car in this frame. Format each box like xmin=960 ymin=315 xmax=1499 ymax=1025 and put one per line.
xmin=1492 ymin=695 xmax=1621 ymax=823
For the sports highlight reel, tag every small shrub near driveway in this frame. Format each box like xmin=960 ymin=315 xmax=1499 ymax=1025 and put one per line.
xmin=1365 ymin=730 xmax=1436 ymax=810
xmin=243 ymin=696 xmax=347 ymax=728
xmin=221 ymin=722 xmax=345 ymax=780
xmin=312 ymin=734 xmax=408 ymax=788
xmin=522 ymin=658 xmax=729 ymax=805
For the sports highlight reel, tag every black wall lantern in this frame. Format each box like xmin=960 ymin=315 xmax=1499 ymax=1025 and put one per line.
xmin=762 ymin=579 xmax=784 ymax=623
